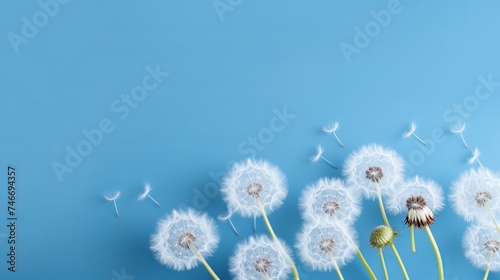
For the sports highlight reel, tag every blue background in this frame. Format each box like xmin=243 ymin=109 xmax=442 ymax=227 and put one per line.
xmin=1 ymin=1 xmax=500 ymax=279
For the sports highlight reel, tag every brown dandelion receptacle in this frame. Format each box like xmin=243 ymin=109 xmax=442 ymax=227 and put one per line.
xmin=323 ymin=201 xmax=340 ymax=216
xmin=485 ymin=239 xmax=500 ymax=253
xmin=405 ymin=195 xmax=436 ymax=228
xmin=475 ymin=191 xmax=493 ymax=207
xmin=318 ymin=238 xmax=335 ymax=253
xmin=247 ymin=183 xmax=264 ymax=198
xmin=177 ymin=232 xmax=197 ymax=249
xmin=254 ymin=257 xmax=272 ymax=274
xmin=366 ymin=167 xmax=384 ymax=183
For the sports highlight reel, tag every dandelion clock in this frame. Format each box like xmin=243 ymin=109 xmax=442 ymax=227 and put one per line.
xmin=463 ymin=223 xmax=500 ymax=280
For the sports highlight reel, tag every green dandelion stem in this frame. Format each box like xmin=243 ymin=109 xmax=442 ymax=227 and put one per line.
xmin=375 ymin=182 xmax=390 ymax=227
xmin=191 ymin=244 xmax=220 ymax=280
xmin=378 ymin=248 xmax=389 ymax=280
xmin=425 ymin=226 xmax=444 ymax=280
xmin=410 ymin=225 xmax=416 ymax=253
xmin=390 ymin=243 xmax=409 ymax=280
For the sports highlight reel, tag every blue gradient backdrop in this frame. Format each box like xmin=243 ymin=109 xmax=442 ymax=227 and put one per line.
xmin=1 ymin=1 xmax=500 ymax=279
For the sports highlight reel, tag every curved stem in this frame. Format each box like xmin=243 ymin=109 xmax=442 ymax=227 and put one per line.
xmin=328 ymin=251 xmax=344 ymax=280
xmin=113 ymin=200 xmax=120 ymax=218
xmin=333 ymin=132 xmax=345 ymax=148
xmin=191 ymin=244 xmax=220 ymax=280
xmin=355 ymin=247 xmax=377 ymax=280
xmin=375 ymin=183 xmax=390 ymax=227
xmin=390 ymin=244 xmax=409 ymax=280
xmin=413 ymin=133 xmax=427 ymax=146
xmin=484 ymin=252 xmax=492 ymax=280
xmin=227 ymin=218 xmax=240 ymax=236
xmin=410 ymin=225 xmax=416 ymax=253
xmin=256 ymin=197 xmax=300 ymax=280
xmin=378 ymin=248 xmax=389 ymax=280
xmin=253 ymin=214 xmax=257 ymax=232
xmin=425 ymin=226 xmax=444 ymax=280
xmin=460 ymin=132 xmax=469 ymax=149
xmin=486 ymin=202 xmax=500 ymax=234
xmin=147 ymin=194 xmax=162 ymax=208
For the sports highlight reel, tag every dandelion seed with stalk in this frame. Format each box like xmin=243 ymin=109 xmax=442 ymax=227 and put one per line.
xmin=150 ymin=208 xmax=220 ymax=279
xmin=469 ymin=147 xmax=484 ymax=168
xmin=296 ymin=221 xmax=376 ymax=280
xmin=104 ymin=191 xmax=121 ymax=218
xmin=450 ymin=122 xmax=468 ymax=149
xmin=230 ymin=235 xmax=292 ymax=280
xmin=310 ymin=145 xmax=338 ymax=169
xmin=402 ymin=121 xmax=427 ymax=146
xmin=450 ymin=168 xmax=500 ymax=234
xmin=463 ymin=223 xmax=500 ymax=280
xmin=323 ymin=122 xmax=344 ymax=148
xmin=370 ymin=225 xmax=409 ymax=280
xmin=138 ymin=183 xmax=162 ymax=208
xmin=221 ymin=159 xmax=300 ymax=279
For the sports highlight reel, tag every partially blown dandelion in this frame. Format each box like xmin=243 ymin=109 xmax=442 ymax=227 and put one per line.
xmin=150 ymin=208 xmax=220 ymax=279
xmin=138 ymin=183 xmax=162 ymax=208
xmin=310 ymin=145 xmax=338 ymax=169
xmin=104 ymin=191 xmax=121 ymax=218
xmin=323 ymin=122 xmax=344 ymax=148
xmin=402 ymin=122 xmax=427 ymax=146
xmin=299 ymin=178 xmax=361 ymax=225
xmin=469 ymin=147 xmax=484 ymax=168
xmin=450 ymin=168 xmax=500 ymax=233
xmin=296 ymin=221 xmax=376 ymax=280
xmin=463 ymin=223 xmax=500 ymax=280
xmin=221 ymin=159 xmax=299 ymax=279
xmin=230 ymin=235 xmax=292 ymax=280
xmin=450 ymin=122 xmax=468 ymax=149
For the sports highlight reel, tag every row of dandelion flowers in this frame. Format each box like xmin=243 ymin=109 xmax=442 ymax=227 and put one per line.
xmin=145 ymin=122 xmax=499 ymax=280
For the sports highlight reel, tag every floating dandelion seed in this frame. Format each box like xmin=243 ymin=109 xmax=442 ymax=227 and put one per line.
xmin=230 ymin=235 xmax=292 ymax=280
xmin=299 ymin=177 xmax=361 ymax=224
xmin=221 ymin=159 xmax=299 ymax=279
xmin=369 ymin=225 xmax=409 ymax=280
xmin=386 ymin=176 xmax=444 ymax=254
xmin=138 ymin=183 xmax=162 ymax=208
xmin=323 ymin=122 xmax=344 ymax=148
xmin=310 ymin=145 xmax=338 ymax=169
xmin=450 ymin=122 xmax=469 ymax=149
xmin=468 ymin=147 xmax=484 ymax=168
xmin=402 ymin=122 xmax=427 ymax=146
xmin=463 ymin=223 xmax=500 ymax=280
xmin=217 ymin=210 xmax=239 ymax=237
xmin=150 ymin=208 xmax=220 ymax=279
xmin=450 ymin=168 xmax=500 ymax=233
xmin=104 ymin=191 xmax=121 ymax=218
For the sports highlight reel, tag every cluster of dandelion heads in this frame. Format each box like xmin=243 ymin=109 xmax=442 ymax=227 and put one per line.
xmin=387 ymin=176 xmax=445 ymax=215
xmin=230 ymin=235 xmax=292 ymax=280
xmin=463 ymin=223 xmax=500 ymax=272
xmin=343 ymin=144 xmax=405 ymax=199
xmin=299 ymin=177 xmax=361 ymax=224
xmin=221 ymin=159 xmax=288 ymax=218
xmin=150 ymin=208 xmax=219 ymax=271
xmin=450 ymin=168 xmax=500 ymax=222
xmin=295 ymin=221 xmax=357 ymax=271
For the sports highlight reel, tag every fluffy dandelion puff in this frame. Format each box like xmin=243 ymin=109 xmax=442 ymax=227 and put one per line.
xmin=343 ymin=144 xmax=405 ymax=200
xmin=386 ymin=176 xmax=444 ymax=215
xmin=299 ymin=178 xmax=361 ymax=224
xmin=104 ymin=191 xmax=121 ymax=218
xmin=150 ymin=208 xmax=219 ymax=271
xmin=138 ymin=183 xmax=162 ymax=207
xmin=463 ymin=223 xmax=500 ymax=272
xmin=221 ymin=158 xmax=288 ymax=218
xmin=450 ymin=122 xmax=468 ymax=149
xmin=230 ymin=235 xmax=292 ymax=280
xmin=296 ymin=221 xmax=356 ymax=272
xmin=450 ymin=168 xmax=500 ymax=223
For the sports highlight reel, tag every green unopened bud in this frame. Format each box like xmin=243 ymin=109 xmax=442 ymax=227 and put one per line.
xmin=370 ymin=225 xmax=397 ymax=248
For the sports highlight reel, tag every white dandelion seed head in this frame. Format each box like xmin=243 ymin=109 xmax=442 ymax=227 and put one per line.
xmin=450 ymin=122 xmax=466 ymax=134
xmin=323 ymin=122 xmax=340 ymax=134
xmin=295 ymin=221 xmax=357 ymax=271
xmin=230 ymin=235 xmax=292 ymax=280
xmin=138 ymin=183 xmax=152 ymax=201
xmin=450 ymin=168 xmax=500 ymax=222
xmin=150 ymin=208 xmax=219 ymax=271
xmin=386 ymin=176 xmax=444 ymax=215
xmin=221 ymin=159 xmax=288 ymax=218
xmin=402 ymin=122 xmax=417 ymax=139
xmin=468 ymin=148 xmax=481 ymax=165
xmin=299 ymin=177 xmax=362 ymax=224
xmin=343 ymin=144 xmax=405 ymax=200
xmin=310 ymin=145 xmax=324 ymax=163
xmin=463 ymin=223 xmax=500 ymax=272
xmin=104 ymin=191 xmax=120 ymax=201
